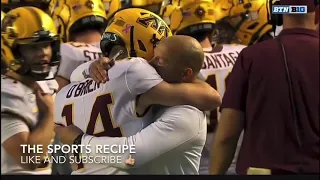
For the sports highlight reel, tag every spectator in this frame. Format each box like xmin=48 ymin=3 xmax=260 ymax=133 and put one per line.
xmin=210 ymin=0 xmax=319 ymax=175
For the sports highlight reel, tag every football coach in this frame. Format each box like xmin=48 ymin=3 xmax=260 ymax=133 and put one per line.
xmin=210 ymin=0 xmax=319 ymax=175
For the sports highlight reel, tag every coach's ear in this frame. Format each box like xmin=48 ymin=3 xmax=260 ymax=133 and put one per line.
xmin=181 ymin=68 xmax=193 ymax=82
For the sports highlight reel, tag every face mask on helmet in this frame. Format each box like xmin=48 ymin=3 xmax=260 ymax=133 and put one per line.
xmin=6 ymin=31 xmax=61 ymax=81
xmin=224 ymin=0 xmax=272 ymax=45
xmin=213 ymin=20 xmax=239 ymax=44
xmin=1 ymin=7 xmax=61 ymax=81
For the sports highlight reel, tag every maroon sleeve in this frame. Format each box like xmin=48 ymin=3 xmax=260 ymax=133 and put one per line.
xmin=220 ymin=49 xmax=249 ymax=112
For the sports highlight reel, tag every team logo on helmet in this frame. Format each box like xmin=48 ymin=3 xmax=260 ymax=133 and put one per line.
xmin=136 ymin=13 xmax=170 ymax=37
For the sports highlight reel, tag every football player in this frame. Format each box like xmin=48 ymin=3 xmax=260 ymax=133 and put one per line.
xmin=213 ymin=0 xmax=273 ymax=45
xmin=2 ymin=7 xmax=59 ymax=96
xmin=1 ymin=6 xmax=60 ymax=174
xmin=55 ymin=8 xmax=221 ymax=174
xmin=160 ymin=0 xmax=247 ymax=175
xmin=49 ymin=0 xmax=120 ymax=90
xmin=61 ymin=35 xmax=212 ymax=175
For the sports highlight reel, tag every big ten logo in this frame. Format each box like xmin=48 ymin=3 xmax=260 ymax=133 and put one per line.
xmin=289 ymin=6 xmax=307 ymax=14
xmin=136 ymin=14 xmax=170 ymax=37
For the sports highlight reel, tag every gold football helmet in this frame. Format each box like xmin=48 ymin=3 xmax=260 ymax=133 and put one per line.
xmin=49 ymin=0 xmax=108 ymax=42
xmin=160 ymin=0 xmax=216 ymax=35
xmin=210 ymin=0 xmax=233 ymax=21
xmin=225 ymin=0 xmax=272 ymax=45
xmin=100 ymin=8 xmax=172 ymax=61
xmin=1 ymin=6 xmax=60 ymax=80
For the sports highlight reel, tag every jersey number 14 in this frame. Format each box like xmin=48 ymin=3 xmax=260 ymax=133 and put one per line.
xmin=61 ymin=93 xmax=123 ymax=137
xmin=61 ymin=93 xmax=122 ymax=170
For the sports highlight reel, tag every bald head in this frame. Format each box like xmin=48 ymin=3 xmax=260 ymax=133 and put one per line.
xmin=161 ymin=35 xmax=204 ymax=74
xmin=150 ymin=35 xmax=204 ymax=83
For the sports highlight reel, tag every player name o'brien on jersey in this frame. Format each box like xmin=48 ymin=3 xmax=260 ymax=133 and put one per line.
xmin=202 ymin=51 xmax=240 ymax=70
xmin=66 ymin=79 xmax=100 ymax=98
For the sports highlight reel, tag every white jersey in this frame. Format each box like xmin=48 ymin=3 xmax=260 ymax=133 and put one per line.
xmin=57 ymin=42 xmax=103 ymax=80
xmin=199 ymin=44 xmax=246 ymax=129
xmin=54 ymin=57 xmax=163 ymax=174
xmin=198 ymin=44 xmax=246 ymax=175
xmin=81 ymin=105 xmax=207 ymax=174
xmin=1 ymin=75 xmax=54 ymax=174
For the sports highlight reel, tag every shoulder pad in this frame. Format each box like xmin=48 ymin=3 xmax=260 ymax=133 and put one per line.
xmin=60 ymin=43 xmax=78 ymax=59
xmin=1 ymin=76 xmax=37 ymax=127
xmin=1 ymin=76 xmax=27 ymax=98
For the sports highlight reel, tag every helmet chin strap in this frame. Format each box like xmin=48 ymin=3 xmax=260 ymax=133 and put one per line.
xmin=151 ymin=34 xmax=160 ymax=47
xmin=129 ymin=26 xmax=137 ymax=57
xmin=30 ymin=70 xmax=51 ymax=80
xmin=17 ymin=63 xmax=54 ymax=81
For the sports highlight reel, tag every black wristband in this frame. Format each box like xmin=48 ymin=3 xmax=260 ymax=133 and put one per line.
xmin=73 ymin=133 xmax=84 ymax=157
xmin=73 ymin=133 xmax=84 ymax=146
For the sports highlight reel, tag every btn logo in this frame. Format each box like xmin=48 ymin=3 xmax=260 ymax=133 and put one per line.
xmin=272 ymin=5 xmax=307 ymax=14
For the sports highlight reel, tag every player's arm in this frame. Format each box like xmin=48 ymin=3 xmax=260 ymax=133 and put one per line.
xmin=210 ymin=50 xmax=247 ymax=174
xmin=81 ymin=106 xmax=205 ymax=169
xmin=1 ymin=115 xmax=55 ymax=171
xmin=138 ymin=79 xmax=221 ymax=112
xmin=126 ymin=62 xmax=221 ymax=112
xmin=1 ymin=92 xmax=55 ymax=171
